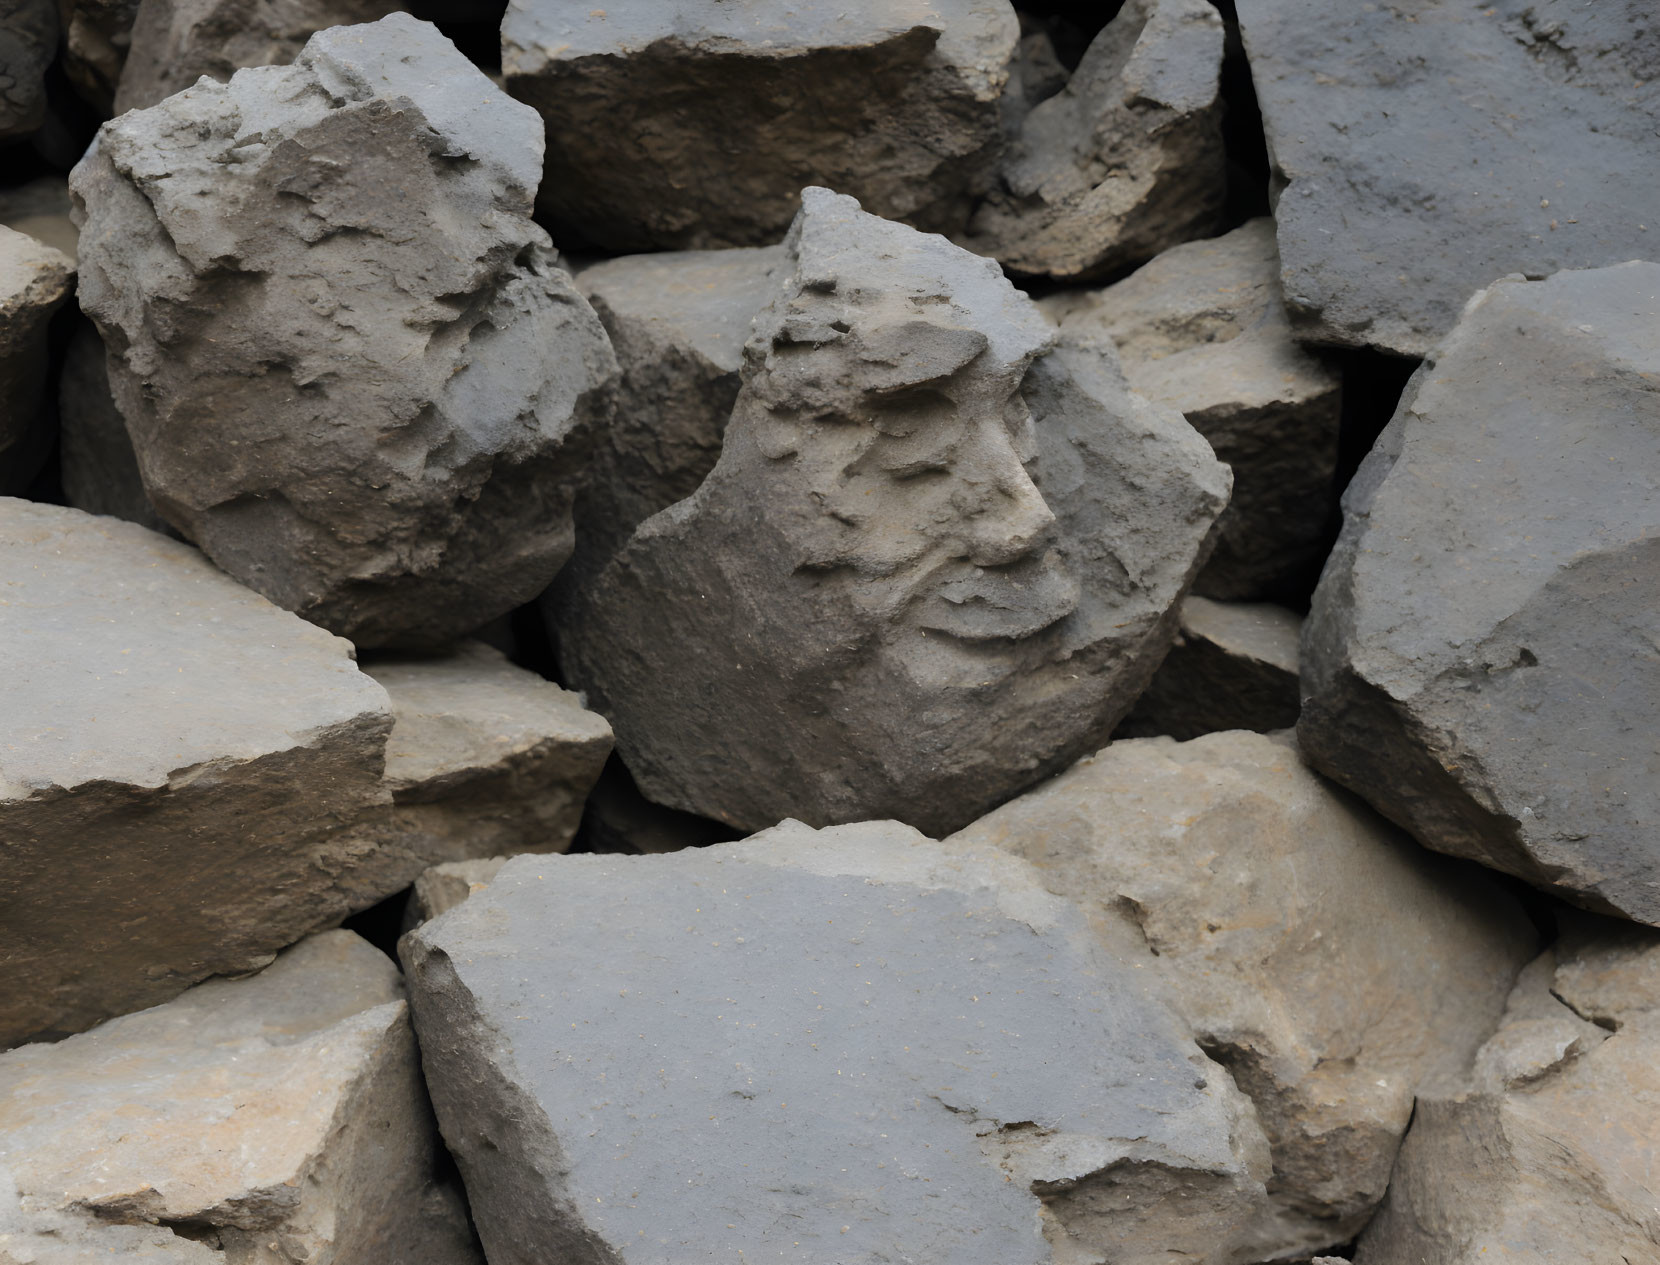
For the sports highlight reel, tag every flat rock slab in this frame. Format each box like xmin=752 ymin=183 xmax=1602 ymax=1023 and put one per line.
xmin=404 ymin=821 xmax=1273 ymax=1265
xmin=0 ymin=500 xmax=392 ymax=1046
xmin=1238 ymin=0 xmax=1660 ymax=356
xmin=0 ymin=931 xmax=480 ymax=1265
xmin=1299 ymin=263 xmax=1660 ymax=923
xmin=0 ymin=226 xmax=74 ymax=496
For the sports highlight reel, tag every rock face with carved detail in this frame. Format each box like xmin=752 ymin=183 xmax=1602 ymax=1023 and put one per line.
xmin=963 ymin=0 xmax=1225 ymax=281
xmin=950 ymin=730 xmax=1537 ymax=1261
xmin=500 ymin=0 xmax=1019 ymax=251
xmin=560 ymin=187 xmax=1230 ymax=837
xmin=1299 ymin=263 xmax=1660 ymax=925
xmin=71 ymin=14 xmax=617 ymax=649
xmin=1355 ymin=915 xmax=1660 ymax=1264
xmin=0 ymin=931 xmax=482 ymax=1265
xmin=0 ymin=226 xmax=74 ymax=496
xmin=404 ymin=821 xmax=1278 ymax=1265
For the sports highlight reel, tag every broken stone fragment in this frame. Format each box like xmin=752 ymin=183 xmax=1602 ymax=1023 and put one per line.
xmin=963 ymin=0 xmax=1225 ymax=281
xmin=1115 ymin=596 xmax=1302 ymax=741
xmin=403 ymin=856 xmax=509 ymax=930
xmin=1237 ymin=0 xmax=1660 ymax=356
xmin=501 ymin=0 xmax=1018 ymax=250
xmin=0 ymin=0 xmax=56 ymax=142
xmin=0 ymin=931 xmax=482 ymax=1265
xmin=71 ymin=13 xmax=618 ymax=648
xmin=114 ymin=0 xmax=404 ymax=112
xmin=1355 ymin=915 xmax=1660 ymax=1263
xmin=403 ymin=821 xmax=1275 ymax=1264
xmin=561 ymin=187 xmax=1230 ymax=837
xmin=357 ymin=641 xmax=613 ymax=862
xmin=950 ymin=730 xmax=1537 ymax=1259
xmin=58 ymin=318 xmax=171 ymax=533
xmin=1299 ymin=263 xmax=1660 ymax=924
xmin=0 ymin=500 xmax=394 ymax=1047
xmin=0 ymin=227 xmax=73 ymax=496
xmin=1040 ymin=218 xmax=1341 ymax=598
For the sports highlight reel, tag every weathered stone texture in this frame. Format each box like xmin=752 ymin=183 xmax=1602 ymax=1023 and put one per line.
xmin=61 ymin=0 xmax=141 ymax=112
xmin=0 ymin=0 xmax=56 ymax=142
xmin=0 ymin=227 xmax=73 ymax=496
xmin=58 ymin=318 xmax=171 ymax=533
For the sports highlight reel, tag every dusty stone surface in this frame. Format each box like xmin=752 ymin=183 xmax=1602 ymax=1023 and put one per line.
xmin=358 ymin=640 xmax=613 ymax=861
xmin=1356 ymin=916 xmax=1660 ymax=1263
xmin=0 ymin=931 xmax=482 ymax=1265
xmin=562 ymin=188 xmax=1229 ymax=837
xmin=0 ymin=177 xmax=77 ymax=263
xmin=114 ymin=0 xmax=404 ymax=113
xmin=950 ymin=730 xmax=1537 ymax=1260
xmin=0 ymin=500 xmax=395 ymax=1047
xmin=404 ymin=857 xmax=509 ymax=929
xmin=1116 ymin=597 xmax=1302 ymax=741
xmin=405 ymin=821 xmax=1276 ymax=1264
xmin=61 ymin=0 xmax=141 ymax=112
xmin=72 ymin=13 xmax=618 ymax=649
xmin=1299 ymin=263 xmax=1660 ymax=924
xmin=58 ymin=319 xmax=171 ymax=533
xmin=502 ymin=0 xmax=1018 ymax=250
xmin=1237 ymin=0 xmax=1660 ymax=356
xmin=1041 ymin=218 xmax=1341 ymax=598
xmin=963 ymin=0 xmax=1224 ymax=281
xmin=0 ymin=0 xmax=56 ymax=142
xmin=0 ymin=227 xmax=74 ymax=496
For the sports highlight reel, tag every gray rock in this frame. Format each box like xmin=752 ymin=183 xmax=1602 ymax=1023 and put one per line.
xmin=1299 ymin=263 xmax=1660 ymax=923
xmin=71 ymin=13 xmax=618 ymax=649
xmin=1040 ymin=218 xmax=1341 ymax=598
xmin=1237 ymin=0 xmax=1660 ymax=356
xmin=1355 ymin=916 xmax=1660 ymax=1263
xmin=403 ymin=856 xmax=509 ymax=929
xmin=0 ymin=499 xmax=394 ymax=1046
xmin=114 ymin=0 xmax=405 ymax=113
xmin=962 ymin=0 xmax=1225 ymax=281
xmin=0 ymin=177 xmax=78 ymax=263
xmin=0 ymin=931 xmax=482 ymax=1265
xmin=0 ymin=0 xmax=56 ymax=142
xmin=0 ymin=228 xmax=74 ymax=496
xmin=999 ymin=26 xmax=1069 ymax=137
xmin=561 ymin=188 xmax=1230 ymax=837
xmin=357 ymin=640 xmax=613 ymax=861
xmin=950 ymin=730 xmax=1537 ymax=1260
xmin=501 ymin=0 xmax=1018 ymax=250
xmin=60 ymin=0 xmax=141 ymax=113
xmin=404 ymin=821 xmax=1276 ymax=1264
xmin=58 ymin=318 xmax=171 ymax=533
xmin=1116 ymin=596 xmax=1302 ymax=741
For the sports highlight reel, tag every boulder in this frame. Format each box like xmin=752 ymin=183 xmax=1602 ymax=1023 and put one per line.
xmin=60 ymin=0 xmax=141 ymax=112
xmin=71 ymin=13 xmax=618 ymax=649
xmin=1237 ymin=0 xmax=1660 ymax=356
xmin=561 ymin=188 xmax=1230 ymax=837
xmin=0 ymin=931 xmax=481 ymax=1265
xmin=962 ymin=0 xmax=1225 ymax=281
xmin=949 ymin=730 xmax=1537 ymax=1259
xmin=58 ymin=318 xmax=170 ymax=533
xmin=0 ymin=499 xmax=394 ymax=1046
xmin=1356 ymin=916 xmax=1660 ymax=1263
xmin=1299 ymin=263 xmax=1660 ymax=924
xmin=1115 ymin=596 xmax=1302 ymax=741
xmin=501 ymin=0 xmax=1017 ymax=250
xmin=403 ymin=821 xmax=1276 ymax=1264
xmin=0 ymin=0 xmax=56 ymax=142
xmin=1040 ymin=218 xmax=1341 ymax=598
xmin=0 ymin=177 xmax=78 ymax=262
xmin=114 ymin=0 xmax=404 ymax=113
xmin=0 ymin=227 xmax=74 ymax=496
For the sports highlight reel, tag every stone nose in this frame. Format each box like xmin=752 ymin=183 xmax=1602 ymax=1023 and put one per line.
xmin=953 ymin=418 xmax=1056 ymax=567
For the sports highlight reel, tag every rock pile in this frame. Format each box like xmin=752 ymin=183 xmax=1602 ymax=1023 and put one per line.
xmin=2 ymin=5 xmax=1656 ymax=1263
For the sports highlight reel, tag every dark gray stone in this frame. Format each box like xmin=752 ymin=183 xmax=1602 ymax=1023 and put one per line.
xmin=58 ymin=318 xmax=171 ymax=533
xmin=61 ymin=0 xmax=141 ymax=112
xmin=1238 ymin=0 xmax=1660 ymax=356
xmin=0 ymin=226 xmax=74 ymax=496
xmin=71 ymin=14 xmax=618 ymax=649
xmin=0 ymin=0 xmax=56 ymax=142
xmin=403 ymin=822 xmax=1274 ymax=1264
xmin=560 ymin=188 xmax=1230 ymax=837
xmin=1299 ymin=262 xmax=1660 ymax=923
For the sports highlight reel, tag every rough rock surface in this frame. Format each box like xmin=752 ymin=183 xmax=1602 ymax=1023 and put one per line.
xmin=1237 ymin=0 xmax=1660 ymax=356
xmin=58 ymin=319 xmax=170 ymax=533
xmin=404 ymin=821 xmax=1276 ymax=1264
xmin=114 ymin=0 xmax=404 ymax=113
xmin=1356 ymin=915 xmax=1660 ymax=1263
xmin=0 ymin=500 xmax=395 ymax=1047
xmin=0 ymin=227 xmax=74 ymax=496
xmin=562 ymin=188 xmax=1230 ymax=837
xmin=0 ymin=931 xmax=481 ymax=1265
xmin=0 ymin=0 xmax=56 ymax=142
xmin=358 ymin=640 xmax=613 ymax=860
xmin=72 ymin=13 xmax=618 ymax=649
xmin=950 ymin=731 xmax=1537 ymax=1259
xmin=403 ymin=856 xmax=508 ymax=929
xmin=501 ymin=0 xmax=1018 ymax=251
xmin=0 ymin=177 xmax=78 ymax=263
xmin=963 ymin=0 xmax=1225 ymax=281
xmin=61 ymin=0 xmax=141 ymax=111
xmin=1116 ymin=597 xmax=1302 ymax=741
xmin=1041 ymin=218 xmax=1341 ymax=598
xmin=1299 ymin=263 xmax=1660 ymax=923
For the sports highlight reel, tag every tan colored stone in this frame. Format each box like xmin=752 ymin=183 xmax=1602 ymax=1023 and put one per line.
xmin=0 ymin=227 xmax=74 ymax=495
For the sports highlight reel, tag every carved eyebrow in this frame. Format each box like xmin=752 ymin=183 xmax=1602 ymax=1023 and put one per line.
xmin=856 ymin=321 xmax=988 ymax=393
